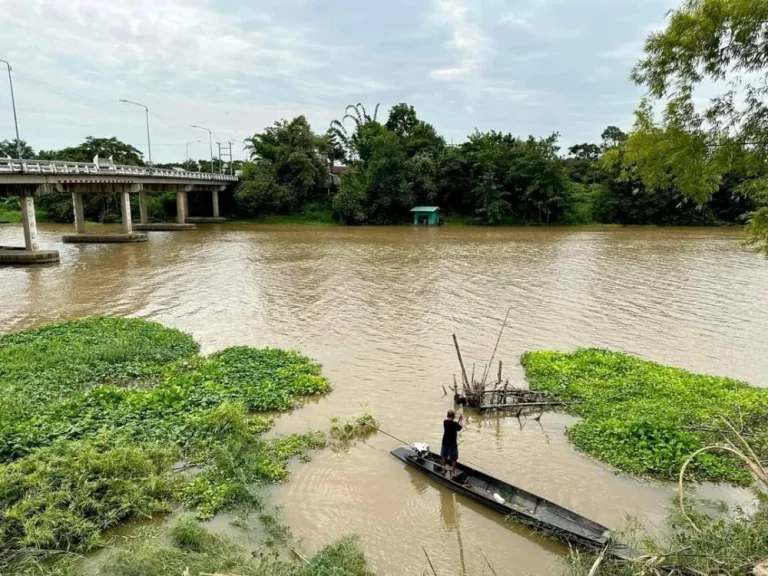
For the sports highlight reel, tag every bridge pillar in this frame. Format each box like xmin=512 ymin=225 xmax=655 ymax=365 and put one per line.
xmin=176 ymin=191 xmax=187 ymax=224
xmin=121 ymin=192 xmax=133 ymax=234
xmin=139 ymin=190 xmax=149 ymax=224
xmin=0 ymin=194 xmax=59 ymax=264
xmin=212 ymin=190 xmax=220 ymax=218
xmin=72 ymin=192 xmax=86 ymax=234
xmin=21 ymin=196 xmax=39 ymax=251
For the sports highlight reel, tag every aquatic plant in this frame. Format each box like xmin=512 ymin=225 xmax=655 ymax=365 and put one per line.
xmin=0 ymin=432 xmax=179 ymax=554
xmin=329 ymin=413 xmax=379 ymax=451
xmin=95 ymin=517 xmax=373 ymax=576
xmin=522 ymin=348 xmax=768 ymax=483
xmin=0 ymin=318 xmax=340 ymax=574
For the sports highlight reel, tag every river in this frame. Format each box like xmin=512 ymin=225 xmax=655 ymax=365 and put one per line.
xmin=2 ymin=223 xmax=768 ymax=575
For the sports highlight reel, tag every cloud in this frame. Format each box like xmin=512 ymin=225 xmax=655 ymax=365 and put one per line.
xmin=429 ymin=0 xmax=490 ymax=81
xmin=0 ymin=0 xmax=322 ymax=81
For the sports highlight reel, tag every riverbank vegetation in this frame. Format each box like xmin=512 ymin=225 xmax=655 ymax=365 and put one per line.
xmin=0 ymin=317 xmax=372 ymax=575
xmin=522 ymin=349 xmax=768 ymax=483
xmin=566 ymin=495 xmax=768 ymax=576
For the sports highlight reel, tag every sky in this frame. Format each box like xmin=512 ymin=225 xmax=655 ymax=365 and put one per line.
xmin=0 ymin=0 xmax=673 ymax=163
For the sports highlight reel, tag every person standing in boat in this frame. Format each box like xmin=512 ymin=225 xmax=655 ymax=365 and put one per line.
xmin=441 ymin=410 xmax=463 ymax=476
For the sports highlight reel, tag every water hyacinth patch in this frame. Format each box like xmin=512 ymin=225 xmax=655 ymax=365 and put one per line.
xmin=0 ymin=317 xmax=338 ymax=572
xmin=522 ymin=348 xmax=768 ymax=483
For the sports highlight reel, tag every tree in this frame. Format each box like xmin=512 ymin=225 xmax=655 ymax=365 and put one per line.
xmin=600 ymin=126 xmax=628 ymax=149
xmin=236 ymin=116 xmax=327 ymax=216
xmin=0 ymin=139 xmax=34 ymax=159
xmin=628 ymin=0 xmax=768 ymax=253
xmin=38 ymin=137 xmax=145 ymax=165
xmin=329 ymin=103 xmax=381 ymax=163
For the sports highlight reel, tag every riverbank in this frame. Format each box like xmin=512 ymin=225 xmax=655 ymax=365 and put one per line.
xmin=0 ymin=318 xmax=374 ymax=575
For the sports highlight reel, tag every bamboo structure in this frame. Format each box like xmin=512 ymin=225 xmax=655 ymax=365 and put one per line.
xmin=450 ymin=327 xmax=571 ymax=415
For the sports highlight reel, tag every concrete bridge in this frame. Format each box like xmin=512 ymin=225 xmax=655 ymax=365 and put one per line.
xmin=0 ymin=158 xmax=239 ymax=264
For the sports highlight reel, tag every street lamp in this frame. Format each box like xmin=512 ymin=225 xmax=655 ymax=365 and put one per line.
xmin=185 ymin=139 xmax=201 ymax=164
xmin=119 ymin=99 xmax=152 ymax=166
xmin=191 ymin=125 xmax=213 ymax=172
xmin=0 ymin=59 xmax=22 ymax=160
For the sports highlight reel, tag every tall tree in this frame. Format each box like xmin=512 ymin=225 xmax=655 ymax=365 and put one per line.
xmin=236 ymin=116 xmax=328 ymax=215
xmin=0 ymin=139 xmax=34 ymax=159
xmin=628 ymin=0 xmax=768 ymax=254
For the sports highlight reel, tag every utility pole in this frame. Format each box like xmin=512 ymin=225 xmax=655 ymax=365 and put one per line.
xmin=0 ymin=59 xmax=22 ymax=159
xmin=216 ymin=142 xmax=222 ymax=174
xmin=192 ymin=125 xmax=213 ymax=172
xmin=119 ymin=99 xmax=152 ymax=166
xmin=185 ymin=139 xmax=201 ymax=164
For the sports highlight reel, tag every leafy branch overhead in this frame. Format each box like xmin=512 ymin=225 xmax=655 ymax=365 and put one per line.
xmin=627 ymin=0 xmax=768 ymax=254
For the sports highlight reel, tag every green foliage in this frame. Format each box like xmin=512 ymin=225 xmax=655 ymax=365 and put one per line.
xmin=0 ymin=317 xmax=198 ymax=453
xmin=0 ymin=139 xmax=35 ymax=159
xmin=628 ymin=0 xmax=768 ymax=252
xmin=522 ymin=349 xmax=768 ymax=482
xmin=236 ymin=116 xmax=329 ymax=217
xmin=93 ymin=518 xmax=372 ymax=576
xmin=566 ymin=495 xmax=768 ymax=576
xmin=329 ymin=414 xmax=378 ymax=451
xmin=37 ymin=136 xmax=145 ymax=165
xmin=0 ymin=432 xmax=179 ymax=553
xmin=0 ymin=318 xmax=338 ymax=574
xmin=333 ymin=166 xmax=368 ymax=224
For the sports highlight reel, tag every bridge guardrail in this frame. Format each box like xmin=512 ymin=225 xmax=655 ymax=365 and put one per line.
xmin=0 ymin=158 xmax=239 ymax=182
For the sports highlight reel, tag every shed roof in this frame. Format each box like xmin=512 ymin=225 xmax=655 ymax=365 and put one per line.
xmin=410 ymin=206 xmax=440 ymax=212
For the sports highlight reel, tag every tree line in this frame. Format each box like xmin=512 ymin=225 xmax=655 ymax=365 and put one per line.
xmin=231 ymin=102 xmax=757 ymax=227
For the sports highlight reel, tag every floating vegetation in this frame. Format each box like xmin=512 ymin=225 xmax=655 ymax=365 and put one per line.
xmin=522 ymin=348 xmax=768 ymax=483
xmin=0 ymin=318 xmax=355 ymax=575
xmin=329 ymin=413 xmax=379 ymax=449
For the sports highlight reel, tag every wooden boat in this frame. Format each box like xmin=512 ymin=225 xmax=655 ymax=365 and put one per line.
xmin=391 ymin=444 xmax=636 ymax=559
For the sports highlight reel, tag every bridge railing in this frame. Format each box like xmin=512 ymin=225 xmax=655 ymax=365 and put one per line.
xmin=0 ymin=158 xmax=239 ymax=182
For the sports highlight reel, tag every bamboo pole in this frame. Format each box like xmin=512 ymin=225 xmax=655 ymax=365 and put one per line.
xmin=479 ymin=547 xmax=499 ymax=576
xmin=452 ymin=334 xmax=470 ymax=393
xmin=480 ymin=307 xmax=511 ymax=386
xmin=422 ymin=546 xmax=438 ymax=576
xmin=452 ymin=492 xmax=467 ymax=576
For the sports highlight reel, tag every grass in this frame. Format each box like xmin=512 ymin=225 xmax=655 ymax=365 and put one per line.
xmin=522 ymin=349 xmax=768 ymax=483
xmin=95 ymin=517 xmax=373 ymax=576
xmin=0 ymin=317 xmax=362 ymax=575
xmin=565 ymin=493 xmax=768 ymax=576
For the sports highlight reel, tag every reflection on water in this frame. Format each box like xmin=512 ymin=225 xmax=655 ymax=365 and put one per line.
xmin=2 ymin=223 xmax=768 ymax=575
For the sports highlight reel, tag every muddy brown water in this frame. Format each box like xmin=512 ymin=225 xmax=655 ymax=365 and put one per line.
xmin=2 ymin=223 xmax=768 ymax=575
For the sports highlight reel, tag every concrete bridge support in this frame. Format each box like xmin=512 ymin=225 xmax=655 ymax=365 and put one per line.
xmin=139 ymin=190 xmax=149 ymax=225
xmin=62 ymin=184 xmax=147 ymax=244
xmin=134 ymin=187 xmax=196 ymax=231
xmin=0 ymin=193 xmax=60 ymax=264
xmin=186 ymin=186 xmax=227 ymax=224
xmin=176 ymin=190 xmax=187 ymax=224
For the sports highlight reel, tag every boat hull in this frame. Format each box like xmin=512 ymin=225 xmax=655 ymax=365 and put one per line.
xmin=391 ymin=445 xmax=635 ymax=560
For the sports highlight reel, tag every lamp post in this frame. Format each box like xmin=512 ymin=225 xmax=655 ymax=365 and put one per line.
xmin=230 ymin=139 xmax=247 ymax=174
xmin=119 ymin=99 xmax=152 ymax=166
xmin=0 ymin=59 xmax=22 ymax=159
xmin=185 ymin=139 xmax=201 ymax=164
xmin=191 ymin=125 xmax=213 ymax=172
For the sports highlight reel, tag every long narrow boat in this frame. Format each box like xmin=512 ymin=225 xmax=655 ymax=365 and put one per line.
xmin=391 ymin=444 xmax=636 ymax=559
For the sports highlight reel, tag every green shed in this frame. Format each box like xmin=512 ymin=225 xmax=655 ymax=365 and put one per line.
xmin=411 ymin=206 xmax=441 ymax=225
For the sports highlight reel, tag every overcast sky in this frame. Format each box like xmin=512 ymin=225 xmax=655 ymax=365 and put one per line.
xmin=0 ymin=0 xmax=672 ymax=163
